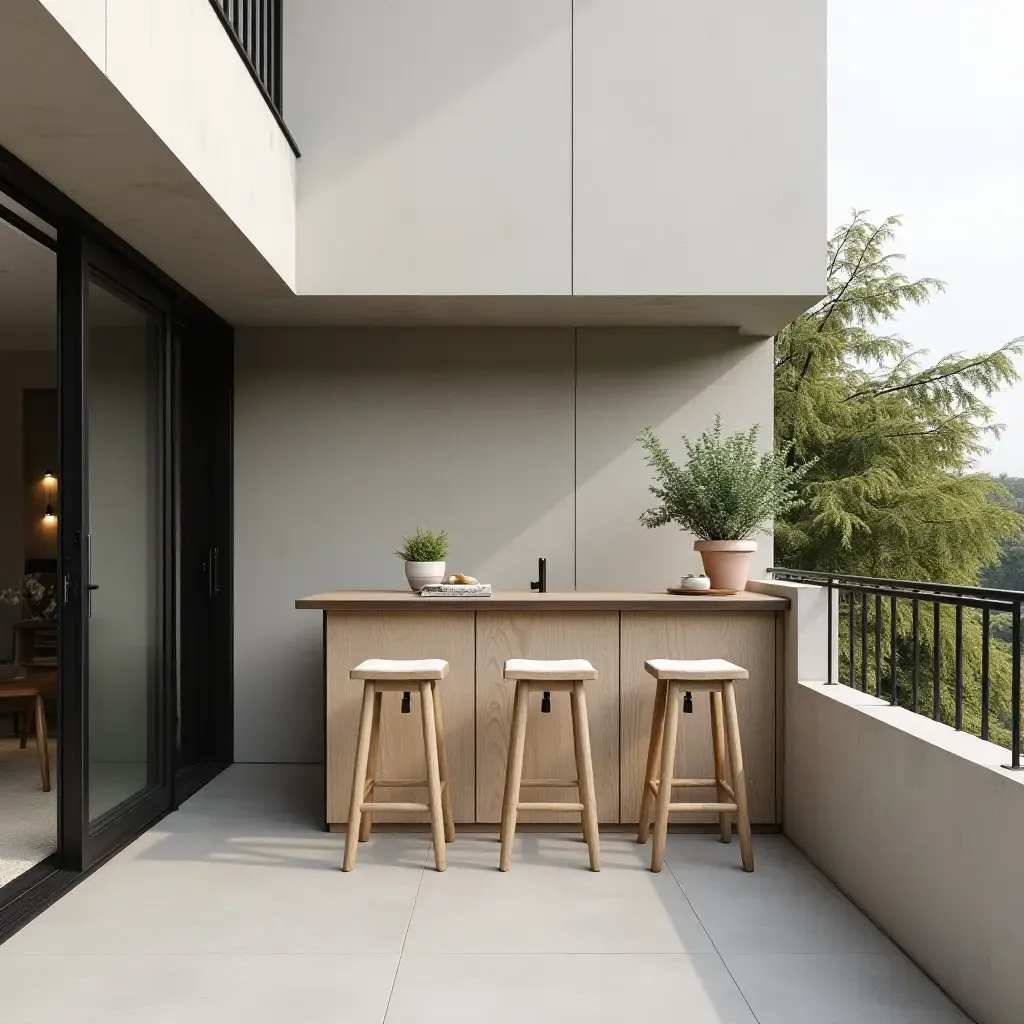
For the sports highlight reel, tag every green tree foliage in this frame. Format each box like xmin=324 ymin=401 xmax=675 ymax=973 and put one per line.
xmin=982 ymin=476 xmax=1024 ymax=592
xmin=773 ymin=212 xmax=1024 ymax=746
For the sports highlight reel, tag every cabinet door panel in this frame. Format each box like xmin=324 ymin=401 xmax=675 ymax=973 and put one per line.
xmin=476 ymin=612 xmax=620 ymax=823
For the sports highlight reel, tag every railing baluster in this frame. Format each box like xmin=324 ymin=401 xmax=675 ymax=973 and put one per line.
xmin=912 ymin=599 xmax=920 ymax=715
xmin=848 ymin=590 xmax=855 ymax=688
xmin=981 ymin=608 xmax=990 ymax=741
xmin=954 ymin=605 xmax=964 ymax=731
xmin=875 ymin=593 xmax=882 ymax=698
xmin=889 ymin=595 xmax=898 ymax=706
xmin=826 ymin=577 xmax=834 ymax=684
xmin=860 ymin=594 xmax=868 ymax=690
xmin=933 ymin=602 xmax=941 ymax=723
xmin=1007 ymin=601 xmax=1022 ymax=771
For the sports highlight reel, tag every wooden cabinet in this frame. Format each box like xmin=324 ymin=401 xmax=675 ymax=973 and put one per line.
xmin=316 ymin=595 xmax=785 ymax=829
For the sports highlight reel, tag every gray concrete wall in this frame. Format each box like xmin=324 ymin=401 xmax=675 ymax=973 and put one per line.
xmin=233 ymin=327 xmax=774 ymax=762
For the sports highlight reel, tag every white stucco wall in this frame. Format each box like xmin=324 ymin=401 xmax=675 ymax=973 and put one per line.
xmin=784 ymin=681 xmax=1024 ymax=1024
xmin=285 ymin=0 xmax=572 ymax=295
xmin=573 ymin=0 xmax=826 ymax=298
xmin=232 ymin=326 xmax=774 ymax=762
xmin=286 ymin=0 xmax=825 ymax=303
xmin=752 ymin=579 xmax=1024 ymax=1024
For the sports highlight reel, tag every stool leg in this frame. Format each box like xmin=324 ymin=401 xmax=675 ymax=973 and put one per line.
xmin=723 ymin=680 xmax=754 ymax=872
xmin=571 ymin=681 xmax=601 ymax=871
xmin=34 ymin=695 xmax=51 ymax=793
xmin=709 ymin=689 xmax=731 ymax=844
xmin=19 ymin=708 xmax=29 ymax=750
xmin=431 ymin=681 xmax=456 ymax=844
xmin=359 ymin=691 xmax=383 ymax=842
xmin=651 ymin=681 xmax=680 ymax=872
xmin=499 ymin=682 xmax=529 ymax=872
xmin=343 ymin=681 xmax=376 ymax=871
xmin=419 ymin=681 xmax=447 ymax=871
xmin=637 ymin=679 xmax=668 ymax=845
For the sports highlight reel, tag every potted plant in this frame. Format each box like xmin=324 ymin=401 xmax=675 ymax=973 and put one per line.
xmin=395 ymin=526 xmax=450 ymax=592
xmin=638 ymin=417 xmax=812 ymax=591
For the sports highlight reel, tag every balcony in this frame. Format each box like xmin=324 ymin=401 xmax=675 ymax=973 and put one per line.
xmin=0 ymin=765 xmax=972 ymax=1022
xmin=2 ymin=572 xmax=1019 ymax=1021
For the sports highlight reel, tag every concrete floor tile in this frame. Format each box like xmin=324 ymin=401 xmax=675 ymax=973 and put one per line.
xmin=723 ymin=953 xmax=973 ymax=1023
xmin=0 ymin=953 xmax=397 ymax=1024
xmin=3 ymin=831 xmax=428 ymax=955
xmin=385 ymin=953 xmax=757 ymax=1024
xmin=403 ymin=834 xmax=713 ymax=954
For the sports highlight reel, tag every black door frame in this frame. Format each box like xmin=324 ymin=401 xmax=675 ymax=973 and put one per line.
xmin=66 ymin=240 xmax=179 ymax=869
xmin=0 ymin=143 xmax=234 ymax=924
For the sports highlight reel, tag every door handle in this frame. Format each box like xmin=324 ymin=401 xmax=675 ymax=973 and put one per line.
xmin=87 ymin=584 xmax=100 ymax=591
xmin=211 ymin=546 xmax=220 ymax=597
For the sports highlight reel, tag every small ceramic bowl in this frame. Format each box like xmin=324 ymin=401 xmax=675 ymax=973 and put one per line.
xmin=679 ymin=574 xmax=711 ymax=592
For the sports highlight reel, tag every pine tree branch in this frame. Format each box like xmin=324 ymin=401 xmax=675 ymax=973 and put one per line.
xmin=817 ymin=222 xmax=889 ymax=334
xmin=843 ymin=355 xmax=1002 ymax=402
xmin=825 ymin=216 xmax=861 ymax=281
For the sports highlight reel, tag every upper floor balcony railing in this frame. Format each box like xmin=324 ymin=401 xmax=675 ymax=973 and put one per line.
xmin=769 ymin=567 xmax=1023 ymax=770
xmin=209 ymin=0 xmax=300 ymax=156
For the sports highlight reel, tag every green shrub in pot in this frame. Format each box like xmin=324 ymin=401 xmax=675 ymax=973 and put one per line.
xmin=396 ymin=526 xmax=450 ymax=592
xmin=639 ymin=417 xmax=813 ymax=590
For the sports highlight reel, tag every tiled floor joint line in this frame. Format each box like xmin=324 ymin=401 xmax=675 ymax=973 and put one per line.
xmin=381 ymin=837 xmax=430 ymax=1023
xmin=662 ymin=850 xmax=763 ymax=1024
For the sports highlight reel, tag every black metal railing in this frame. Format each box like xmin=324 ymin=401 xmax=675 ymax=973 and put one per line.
xmin=208 ymin=0 xmax=300 ymax=156
xmin=769 ymin=568 xmax=1023 ymax=771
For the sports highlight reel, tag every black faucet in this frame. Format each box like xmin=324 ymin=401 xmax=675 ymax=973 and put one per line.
xmin=530 ymin=557 xmax=547 ymax=594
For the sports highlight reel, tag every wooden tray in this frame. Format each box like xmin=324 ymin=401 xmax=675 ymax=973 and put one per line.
xmin=666 ymin=587 xmax=739 ymax=597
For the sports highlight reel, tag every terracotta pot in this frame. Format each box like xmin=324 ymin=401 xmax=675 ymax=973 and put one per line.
xmin=693 ymin=540 xmax=757 ymax=591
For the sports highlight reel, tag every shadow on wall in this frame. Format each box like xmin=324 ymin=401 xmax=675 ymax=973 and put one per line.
xmin=288 ymin=1 xmax=586 ymax=185
xmin=576 ymin=328 xmax=775 ymax=589
xmin=232 ymin=326 xmax=772 ymax=763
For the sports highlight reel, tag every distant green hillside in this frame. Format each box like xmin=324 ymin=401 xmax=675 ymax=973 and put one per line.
xmin=983 ymin=475 xmax=1024 ymax=592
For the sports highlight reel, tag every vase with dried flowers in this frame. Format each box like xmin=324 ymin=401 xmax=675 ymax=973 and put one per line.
xmin=0 ymin=573 xmax=58 ymax=621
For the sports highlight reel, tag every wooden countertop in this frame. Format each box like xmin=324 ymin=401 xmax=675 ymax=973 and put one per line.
xmin=296 ymin=590 xmax=788 ymax=612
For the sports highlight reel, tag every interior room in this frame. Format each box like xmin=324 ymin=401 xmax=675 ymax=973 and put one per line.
xmin=0 ymin=190 xmax=57 ymax=890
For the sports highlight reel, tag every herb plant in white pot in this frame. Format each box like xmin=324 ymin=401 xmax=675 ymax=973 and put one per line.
xmin=396 ymin=527 xmax=450 ymax=592
xmin=639 ymin=418 xmax=812 ymax=592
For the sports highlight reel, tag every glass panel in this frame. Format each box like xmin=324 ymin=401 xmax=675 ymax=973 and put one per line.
xmin=0 ymin=202 xmax=58 ymax=887
xmin=86 ymin=278 xmax=163 ymax=824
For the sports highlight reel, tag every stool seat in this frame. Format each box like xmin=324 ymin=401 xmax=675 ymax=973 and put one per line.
xmin=504 ymin=658 xmax=597 ymax=681
xmin=644 ymin=658 xmax=748 ymax=681
xmin=351 ymin=658 xmax=449 ymax=681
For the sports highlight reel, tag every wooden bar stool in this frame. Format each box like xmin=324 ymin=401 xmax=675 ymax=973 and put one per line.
xmin=343 ymin=658 xmax=455 ymax=872
xmin=637 ymin=658 xmax=753 ymax=873
xmin=499 ymin=658 xmax=601 ymax=872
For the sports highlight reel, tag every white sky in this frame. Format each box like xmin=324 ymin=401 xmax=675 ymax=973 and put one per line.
xmin=829 ymin=0 xmax=1024 ymax=476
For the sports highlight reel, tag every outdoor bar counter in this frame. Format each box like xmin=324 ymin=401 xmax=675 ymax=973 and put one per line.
xmin=295 ymin=590 xmax=789 ymax=830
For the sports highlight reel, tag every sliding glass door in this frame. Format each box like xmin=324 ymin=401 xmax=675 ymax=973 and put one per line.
xmin=60 ymin=242 xmax=175 ymax=867
xmin=84 ymin=275 xmax=168 ymax=828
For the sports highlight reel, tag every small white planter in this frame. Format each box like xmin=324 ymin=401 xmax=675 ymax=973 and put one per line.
xmin=405 ymin=560 xmax=446 ymax=592
xmin=693 ymin=540 xmax=757 ymax=591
